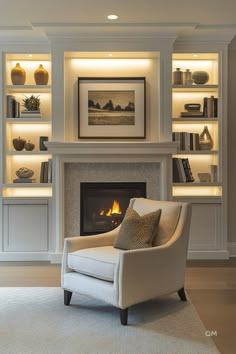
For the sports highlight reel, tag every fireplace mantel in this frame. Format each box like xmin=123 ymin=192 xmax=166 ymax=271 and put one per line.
xmin=48 ymin=140 xmax=177 ymax=263
xmin=46 ymin=141 xmax=178 ymax=156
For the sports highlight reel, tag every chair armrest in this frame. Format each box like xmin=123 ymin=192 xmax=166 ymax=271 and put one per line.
xmin=61 ymin=226 xmax=120 ymax=278
xmin=117 ymin=240 xmax=186 ymax=308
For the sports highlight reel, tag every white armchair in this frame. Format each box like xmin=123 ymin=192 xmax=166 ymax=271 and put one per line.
xmin=61 ymin=198 xmax=192 ymax=325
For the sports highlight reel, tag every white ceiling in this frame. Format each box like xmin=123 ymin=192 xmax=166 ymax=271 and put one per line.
xmin=0 ymin=0 xmax=236 ymax=43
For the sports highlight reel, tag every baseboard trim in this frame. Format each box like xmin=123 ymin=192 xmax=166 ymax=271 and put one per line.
xmin=50 ymin=253 xmax=63 ymax=264
xmin=228 ymin=242 xmax=236 ymax=257
xmin=187 ymin=250 xmax=229 ymax=259
xmin=0 ymin=252 xmax=51 ymax=261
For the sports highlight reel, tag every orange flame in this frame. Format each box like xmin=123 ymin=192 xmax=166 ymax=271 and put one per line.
xmin=106 ymin=200 xmax=122 ymax=216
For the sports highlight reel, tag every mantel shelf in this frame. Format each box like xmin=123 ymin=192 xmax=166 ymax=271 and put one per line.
xmin=45 ymin=141 xmax=178 ymax=156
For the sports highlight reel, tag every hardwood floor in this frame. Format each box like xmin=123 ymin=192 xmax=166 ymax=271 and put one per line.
xmin=0 ymin=258 xmax=236 ymax=354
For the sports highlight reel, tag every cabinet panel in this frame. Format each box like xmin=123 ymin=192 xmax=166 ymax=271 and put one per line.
xmin=188 ymin=203 xmax=221 ymax=250
xmin=3 ymin=203 xmax=48 ymax=252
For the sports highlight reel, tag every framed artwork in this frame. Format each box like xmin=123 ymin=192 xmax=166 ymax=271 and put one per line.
xmin=78 ymin=77 xmax=146 ymax=139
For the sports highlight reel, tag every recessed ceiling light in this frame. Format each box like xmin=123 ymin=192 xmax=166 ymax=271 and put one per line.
xmin=107 ymin=14 xmax=118 ymax=20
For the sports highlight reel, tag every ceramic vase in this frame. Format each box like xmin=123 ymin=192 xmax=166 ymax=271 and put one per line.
xmin=173 ymin=68 xmax=183 ymax=85
xmin=11 ymin=63 xmax=26 ymax=85
xmin=34 ymin=64 xmax=49 ymax=85
xmin=183 ymin=69 xmax=192 ymax=85
xmin=199 ymin=125 xmax=213 ymax=150
xmin=12 ymin=136 xmax=26 ymax=151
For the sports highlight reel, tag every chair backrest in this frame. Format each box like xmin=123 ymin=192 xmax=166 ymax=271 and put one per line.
xmin=130 ymin=198 xmax=184 ymax=246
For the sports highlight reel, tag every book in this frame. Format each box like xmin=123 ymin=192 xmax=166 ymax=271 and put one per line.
xmin=21 ymin=110 xmax=41 ymax=118
xmin=40 ymin=162 xmax=46 ymax=183
xmin=180 ymin=111 xmax=203 ymax=117
xmin=13 ymin=178 xmax=36 ymax=183
xmin=173 ymin=158 xmax=187 ymax=183
xmin=173 ymin=157 xmax=194 ymax=183
xmin=43 ymin=161 xmax=49 ymax=183
xmin=48 ymin=158 xmax=52 ymax=183
xmin=182 ymin=158 xmax=195 ymax=182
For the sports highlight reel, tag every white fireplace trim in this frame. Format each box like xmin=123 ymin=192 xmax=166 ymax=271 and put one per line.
xmin=46 ymin=141 xmax=177 ymax=259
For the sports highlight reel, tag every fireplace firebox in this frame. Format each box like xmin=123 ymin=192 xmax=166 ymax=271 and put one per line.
xmin=80 ymin=182 xmax=146 ymax=235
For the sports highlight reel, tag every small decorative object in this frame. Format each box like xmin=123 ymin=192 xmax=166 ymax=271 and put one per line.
xmin=12 ymin=136 xmax=26 ymax=151
xmin=183 ymin=69 xmax=192 ymax=85
xmin=11 ymin=63 xmax=26 ymax=85
xmin=198 ymin=172 xmax=211 ymax=182
xmin=34 ymin=64 xmax=49 ymax=85
xmin=39 ymin=136 xmax=48 ymax=151
xmin=22 ymin=95 xmax=40 ymax=112
xmin=209 ymin=164 xmax=218 ymax=182
xmin=24 ymin=140 xmax=35 ymax=151
xmin=16 ymin=167 xmax=34 ymax=179
xmin=173 ymin=68 xmax=183 ymax=85
xmin=184 ymin=103 xmax=201 ymax=112
xmin=192 ymin=71 xmax=209 ymax=85
xmin=199 ymin=125 xmax=214 ymax=150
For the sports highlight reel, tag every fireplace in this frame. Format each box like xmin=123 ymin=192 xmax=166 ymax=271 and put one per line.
xmin=80 ymin=182 xmax=146 ymax=235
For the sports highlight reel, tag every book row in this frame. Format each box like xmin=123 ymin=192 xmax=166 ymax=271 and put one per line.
xmin=173 ymin=157 xmax=195 ymax=183
xmin=40 ymin=159 xmax=52 ymax=183
xmin=172 ymin=132 xmax=200 ymax=151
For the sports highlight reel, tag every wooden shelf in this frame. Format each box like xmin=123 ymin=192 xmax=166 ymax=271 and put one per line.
xmin=5 ymin=85 xmax=51 ymax=93
xmin=3 ymin=183 xmax=52 ymax=188
xmin=7 ymin=150 xmax=51 ymax=155
xmin=173 ymin=182 xmax=222 ymax=187
xmin=172 ymin=118 xmax=218 ymax=123
xmin=5 ymin=118 xmax=51 ymax=123
xmin=172 ymin=84 xmax=218 ymax=92
xmin=173 ymin=150 xmax=218 ymax=155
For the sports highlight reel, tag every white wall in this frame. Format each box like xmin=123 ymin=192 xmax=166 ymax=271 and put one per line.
xmin=228 ymin=36 xmax=236 ymax=247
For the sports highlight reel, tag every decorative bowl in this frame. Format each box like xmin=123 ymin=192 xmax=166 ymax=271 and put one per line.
xmin=192 ymin=71 xmax=209 ymax=85
xmin=16 ymin=167 xmax=34 ymax=179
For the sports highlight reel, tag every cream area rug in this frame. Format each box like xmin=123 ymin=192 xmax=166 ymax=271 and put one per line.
xmin=0 ymin=287 xmax=220 ymax=354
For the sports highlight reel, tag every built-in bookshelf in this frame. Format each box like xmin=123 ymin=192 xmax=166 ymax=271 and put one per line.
xmin=172 ymin=53 xmax=221 ymax=198
xmin=2 ymin=53 xmax=52 ymax=198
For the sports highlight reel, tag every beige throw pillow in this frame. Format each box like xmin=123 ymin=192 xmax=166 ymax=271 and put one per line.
xmin=114 ymin=206 xmax=162 ymax=250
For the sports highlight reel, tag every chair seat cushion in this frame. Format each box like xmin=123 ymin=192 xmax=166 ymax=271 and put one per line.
xmin=68 ymin=246 xmax=120 ymax=282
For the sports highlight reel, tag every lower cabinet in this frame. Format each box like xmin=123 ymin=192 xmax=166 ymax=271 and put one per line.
xmin=174 ymin=198 xmax=228 ymax=259
xmin=3 ymin=199 xmax=48 ymax=253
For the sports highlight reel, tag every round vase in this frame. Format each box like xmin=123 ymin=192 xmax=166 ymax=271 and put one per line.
xmin=11 ymin=63 xmax=26 ymax=85
xmin=192 ymin=71 xmax=209 ymax=85
xmin=12 ymin=136 xmax=26 ymax=151
xmin=34 ymin=64 xmax=49 ymax=85
xmin=24 ymin=140 xmax=35 ymax=151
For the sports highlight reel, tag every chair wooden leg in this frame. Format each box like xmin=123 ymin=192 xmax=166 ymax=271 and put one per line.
xmin=178 ymin=287 xmax=187 ymax=301
xmin=64 ymin=290 xmax=72 ymax=306
xmin=120 ymin=308 xmax=128 ymax=325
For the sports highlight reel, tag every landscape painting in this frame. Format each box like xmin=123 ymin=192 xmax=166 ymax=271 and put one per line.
xmin=78 ymin=77 xmax=146 ymax=138
xmin=88 ymin=90 xmax=135 ymax=126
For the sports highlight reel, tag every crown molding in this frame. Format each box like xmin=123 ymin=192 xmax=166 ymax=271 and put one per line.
xmin=0 ymin=22 xmax=235 ymax=44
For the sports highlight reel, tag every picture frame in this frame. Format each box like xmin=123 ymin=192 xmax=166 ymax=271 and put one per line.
xmin=78 ymin=77 xmax=146 ymax=139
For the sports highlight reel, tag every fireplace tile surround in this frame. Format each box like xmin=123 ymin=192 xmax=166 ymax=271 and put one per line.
xmin=46 ymin=141 xmax=177 ymax=259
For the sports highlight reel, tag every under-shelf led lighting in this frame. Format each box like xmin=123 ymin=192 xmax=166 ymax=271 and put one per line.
xmin=107 ymin=14 xmax=118 ymax=20
xmin=71 ymin=58 xmax=151 ymax=70
xmin=3 ymin=187 xmax=52 ymax=197
xmin=172 ymin=186 xmax=222 ymax=197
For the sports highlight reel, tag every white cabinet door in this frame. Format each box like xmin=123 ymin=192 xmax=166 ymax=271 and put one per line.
xmin=3 ymin=201 xmax=48 ymax=252
xmin=188 ymin=203 xmax=221 ymax=250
